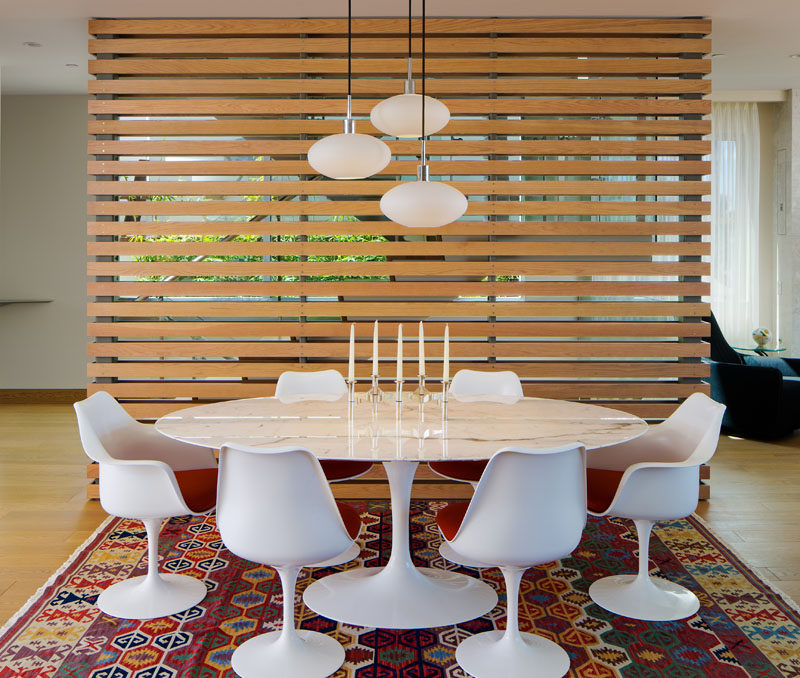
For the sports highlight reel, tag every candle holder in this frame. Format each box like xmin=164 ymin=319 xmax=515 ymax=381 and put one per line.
xmin=412 ymin=374 xmax=430 ymax=401
xmin=347 ymin=377 xmax=356 ymax=403
xmin=395 ymin=377 xmax=405 ymax=402
xmin=441 ymin=377 xmax=450 ymax=403
xmin=367 ymin=374 xmax=384 ymax=403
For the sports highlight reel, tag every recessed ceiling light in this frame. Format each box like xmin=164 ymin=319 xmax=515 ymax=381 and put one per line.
xmin=791 ymin=54 xmax=800 ymax=59
xmin=65 ymin=63 xmax=79 ymax=67
xmin=23 ymin=41 xmax=42 ymax=48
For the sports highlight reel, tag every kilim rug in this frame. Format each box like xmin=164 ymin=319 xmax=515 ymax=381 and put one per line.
xmin=1 ymin=501 xmax=799 ymax=678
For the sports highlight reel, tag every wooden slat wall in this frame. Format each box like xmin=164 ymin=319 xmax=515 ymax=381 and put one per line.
xmin=87 ymin=17 xmax=711 ymax=422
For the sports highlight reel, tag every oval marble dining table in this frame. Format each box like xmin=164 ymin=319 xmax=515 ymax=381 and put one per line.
xmin=156 ymin=393 xmax=647 ymax=630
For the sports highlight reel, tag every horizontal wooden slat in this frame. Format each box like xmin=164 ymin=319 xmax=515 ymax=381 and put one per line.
xmin=89 ymin=200 xmax=711 ymax=217
xmin=88 ymin=118 xmax=712 ymax=137
xmin=88 ymin=98 xmax=711 ymax=116
xmin=90 ymin=180 xmax=710 ymax=197
xmin=89 ymin=78 xmax=711 ymax=96
xmin=87 ymin=261 xmax=710 ymax=277
xmin=87 ymin=340 xmax=708 ymax=358
xmin=88 ymin=281 xmax=710 ymax=298
xmin=88 ymin=139 xmax=710 ymax=157
xmin=87 ymin=381 xmax=708 ymax=400
xmin=89 ymin=241 xmax=709 ymax=257
xmin=89 ymin=57 xmax=712 ymax=76
xmin=89 ymin=18 xmax=712 ymax=36
xmin=86 ymin=321 xmax=711 ymax=338
xmin=88 ymin=37 xmax=711 ymax=56
xmin=87 ymin=360 xmax=708 ymax=379
xmin=87 ymin=160 xmax=712 ymax=178
xmin=87 ymin=301 xmax=710 ymax=319
xmin=88 ymin=220 xmax=712 ymax=237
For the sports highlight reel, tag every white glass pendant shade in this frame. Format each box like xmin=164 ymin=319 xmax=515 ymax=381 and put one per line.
xmin=308 ymin=130 xmax=391 ymax=180
xmin=380 ymin=179 xmax=467 ymax=228
xmin=370 ymin=93 xmax=450 ymax=138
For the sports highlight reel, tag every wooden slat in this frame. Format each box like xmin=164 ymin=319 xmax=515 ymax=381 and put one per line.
xmin=88 ymin=99 xmax=711 ymax=116
xmin=87 ymin=381 xmax=708 ymax=400
xmin=89 ymin=200 xmax=711 ymax=218
xmin=87 ymin=160 xmax=712 ymax=178
xmin=86 ymin=321 xmax=711 ymax=338
xmin=87 ymin=260 xmax=710 ymax=277
xmin=87 ymin=341 xmax=708 ymax=359
xmin=87 ymin=281 xmax=710 ymax=298
xmin=88 ymin=37 xmax=711 ymax=56
xmin=89 ymin=18 xmax=712 ymax=35
xmin=87 ymin=301 xmax=710 ymax=319
xmin=89 ymin=57 xmax=712 ymax=76
xmin=90 ymin=180 xmax=710 ymax=197
xmin=87 ymin=361 xmax=708 ymax=379
xmin=89 ymin=241 xmax=710 ymax=258
xmin=88 ymin=78 xmax=711 ymax=96
xmin=87 ymin=139 xmax=710 ymax=157
xmin=89 ymin=118 xmax=712 ymax=137
xmin=88 ymin=220 xmax=712 ymax=237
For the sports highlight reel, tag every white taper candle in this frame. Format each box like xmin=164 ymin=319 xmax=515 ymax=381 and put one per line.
xmin=443 ymin=324 xmax=450 ymax=383
xmin=372 ymin=320 xmax=379 ymax=377
xmin=419 ymin=321 xmax=425 ymax=376
xmin=348 ymin=323 xmax=355 ymax=383
xmin=397 ymin=324 xmax=403 ymax=382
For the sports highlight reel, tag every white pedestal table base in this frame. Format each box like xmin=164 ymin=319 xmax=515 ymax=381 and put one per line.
xmin=303 ymin=461 xmax=497 ymax=629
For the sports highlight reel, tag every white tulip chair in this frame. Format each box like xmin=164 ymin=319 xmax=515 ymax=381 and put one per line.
xmin=586 ymin=392 xmax=726 ymax=621
xmin=217 ymin=443 xmax=362 ymax=678
xmin=437 ymin=445 xmax=587 ymax=678
xmin=275 ymin=369 xmax=371 ymax=567
xmin=428 ymin=369 xmax=524 ymax=567
xmin=74 ymin=391 xmax=218 ymax=619
xmin=275 ymin=369 xmax=373 ymax=485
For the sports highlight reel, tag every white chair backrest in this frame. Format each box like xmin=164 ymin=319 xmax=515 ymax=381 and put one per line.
xmin=448 ymin=445 xmax=586 ymax=567
xmin=587 ymin=392 xmax=725 ymax=472
xmin=217 ymin=443 xmax=355 ymax=567
xmin=275 ymin=369 xmax=348 ymax=402
xmin=74 ymin=391 xmax=144 ymax=464
xmin=449 ymin=369 xmax=523 ymax=401
xmin=657 ymin=392 xmax=726 ymax=466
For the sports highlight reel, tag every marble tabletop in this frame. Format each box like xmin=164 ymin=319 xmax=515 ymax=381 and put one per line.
xmin=155 ymin=393 xmax=647 ymax=460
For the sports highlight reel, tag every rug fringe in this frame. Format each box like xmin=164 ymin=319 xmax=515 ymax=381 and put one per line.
xmin=0 ymin=515 xmax=114 ymax=637
xmin=692 ymin=511 xmax=800 ymax=615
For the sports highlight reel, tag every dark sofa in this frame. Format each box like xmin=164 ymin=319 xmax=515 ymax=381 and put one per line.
xmin=705 ymin=314 xmax=800 ymax=439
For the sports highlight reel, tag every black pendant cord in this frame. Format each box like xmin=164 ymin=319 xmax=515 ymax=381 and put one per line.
xmin=421 ymin=0 xmax=426 ymax=165
xmin=347 ymin=0 xmax=352 ymax=100
xmin=408 ymin=0 xmax=412 ymax=60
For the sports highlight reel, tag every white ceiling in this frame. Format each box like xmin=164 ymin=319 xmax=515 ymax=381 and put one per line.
xmin=0 ymin=0 xmax=798 ymax=95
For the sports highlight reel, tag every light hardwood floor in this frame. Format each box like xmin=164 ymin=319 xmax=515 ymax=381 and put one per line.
xmin=1 ymin=403 xmax=798 ymax=623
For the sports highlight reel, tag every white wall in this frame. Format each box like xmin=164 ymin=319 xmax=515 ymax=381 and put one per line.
xmin=0 ymin=95 xmax=88 ymax=388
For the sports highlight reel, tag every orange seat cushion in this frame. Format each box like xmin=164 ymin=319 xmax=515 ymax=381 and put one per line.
xmin=174 ymin=468 xmax=218 ymax=513
xmin=320 ymin=460 xmax=373 ymax=482
xmin=586 ymin=468 xmax=625 ymax=514
xmin=436 ymin=502 xmax=470 ymax=541
xmin=428 ymin=460 xmax=488 ymax=483
xmin=335 ymin=501 xmax=362 ymax=539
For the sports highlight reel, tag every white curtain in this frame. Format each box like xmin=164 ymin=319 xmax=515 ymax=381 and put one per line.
xmin=711 ymin=102 xmax=760 ymax=346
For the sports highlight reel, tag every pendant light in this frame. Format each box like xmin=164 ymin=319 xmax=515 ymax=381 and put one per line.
xmin=369 ymin=0 xmax=450 ymax=138
xmin=307 ymin=0 xmax=391 ymax=179
xmin=379 ymin=0 xmax=467 ymax=228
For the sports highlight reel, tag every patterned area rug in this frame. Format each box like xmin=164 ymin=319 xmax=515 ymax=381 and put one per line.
xmin=1 ymin=501 xmax=799 ymax=678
